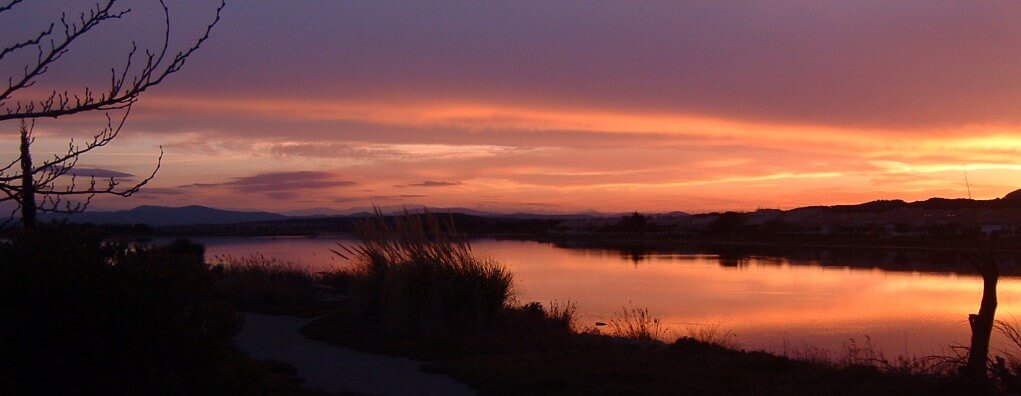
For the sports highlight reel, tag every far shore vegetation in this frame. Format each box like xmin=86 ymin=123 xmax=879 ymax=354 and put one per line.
xmin=214 ymin=211 xmax=1021 ymax=394
xmin=5 ymin=211 xmax=1021 ymax=394
xmin=8 ymin=1 xmax=1018 ymax=395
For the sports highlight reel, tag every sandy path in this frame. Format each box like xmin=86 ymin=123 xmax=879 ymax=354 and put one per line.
xmin=234 ymin=313 xmax=476 ymax=396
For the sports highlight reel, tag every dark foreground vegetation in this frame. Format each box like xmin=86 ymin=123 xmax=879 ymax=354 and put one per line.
xmin=0 ymin=225 xmax=319 ymax=395
xmin=247 ymin=212 xmax=1008 ymax=395
xmin=8 ymin=215 xmax=1021 ymax=395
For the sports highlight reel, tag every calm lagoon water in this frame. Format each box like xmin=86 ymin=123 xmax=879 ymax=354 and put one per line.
xmin=189 ymin=236 xmax=1021 ymax=358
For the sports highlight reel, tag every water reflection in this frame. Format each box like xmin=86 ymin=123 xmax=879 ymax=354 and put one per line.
xmin=177 ymin=236 xmax=1021 ymax=359
xmin=552 ymin=241 xmax=1021 ymax=276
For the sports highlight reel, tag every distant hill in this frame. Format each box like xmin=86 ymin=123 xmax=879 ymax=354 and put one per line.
xmin=36 ymin=189 xmax=1021 ymax=231
xmin=548 ymin=189 xmax=1021 ymax=237
xmin=160 ymin=211 xmax=570 ymax=236
xmin=286 ymin=205 xmax=615 ymax=219
xmin=36 ymin=204 xmax=607 ymax=228
xmin=748 ymin=189 xmax=1021 ymax=226
xmin=43 ymin=205 xmax=287 ymax=227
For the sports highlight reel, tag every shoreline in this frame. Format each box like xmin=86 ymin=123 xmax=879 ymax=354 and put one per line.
xmin=115 ymin=230 xmax=1021 ymax=253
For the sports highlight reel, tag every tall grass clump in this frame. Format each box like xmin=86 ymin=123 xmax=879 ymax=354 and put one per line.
xmin=334 ymin=209 xmax=514 ymax=336
xmin=686 ymin=322 xmax=738 ymax=349
xmin=505 ymin=300 xmax=578 ymax=335
xmin=545 ymin=300 xmax=578 ymax=331
xmin=993 ymin=318 xmax=1021 ymax=391
xmin=775 ymin=336 xmax=962 ymax=377
xmin=607 ymin=302 xmax=665 ymax=341
xmin=212 ymin=254 xmax=319 ymax=311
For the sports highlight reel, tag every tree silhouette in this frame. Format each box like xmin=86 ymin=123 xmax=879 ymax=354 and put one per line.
xmin=619 ymin=212 xmax=649 ymax=233
xmin=963 ymin=242 xmax=1000 ymax=383
xmin=0 ymin=0 xmax=225 ymax=229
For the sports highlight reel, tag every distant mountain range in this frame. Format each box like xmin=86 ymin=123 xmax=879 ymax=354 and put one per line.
xmin=40 ymin=204 xmax=612 ymax=227
xmin=41 ymin=205 xmax=287 ymax=227
xmin=284 ymin=205 xmax=615 ymax=219
xmin=37 ymin=189 xmax=1021 ymax=228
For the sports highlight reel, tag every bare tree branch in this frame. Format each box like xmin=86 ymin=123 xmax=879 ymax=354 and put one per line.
xmin=0 ymin=0 xmax=24 ymax=14
xmin=0 ymin=22 xmax=53 ymax=63
xmin=0 ymin=0 xmax=226 ymax=122
xmin=0 ymin=0 xmax=226 ymax=230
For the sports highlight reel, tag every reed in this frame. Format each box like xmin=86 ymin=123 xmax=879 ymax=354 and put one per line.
xmin=606 ymin=302 xmax=665 ymax=341
xmin=333 ymin=209 xmax=514 ymax=335
xmin=775 ymin=335 xmax=962 ymax=377
xmin=211 ymin=254 xmax=319 ymax=310
xmin=685 ymin=322 xmax=738 ymax=349
xmin=545 ymin=300 xmax=578 ymax=331
xmin=993 ymin=318 xmax=1021 ymax=390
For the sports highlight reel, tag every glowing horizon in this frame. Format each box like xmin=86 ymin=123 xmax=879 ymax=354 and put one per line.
xmin=4 ymin=1 xmax=1021 ymax=214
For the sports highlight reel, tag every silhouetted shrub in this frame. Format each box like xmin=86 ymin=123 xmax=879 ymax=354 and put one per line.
xmin=0 ymin=227 xmax=247 ymax=395
xmin=505 ymin=300 xmax=576 ymax=333
xmin=605 ymin=303 xmax=665 ymax=341
xmin=686 ymin=322 xmax=738 ymax=349
xmin=705 ymin=211 xmax=746 ymax=236
xmin=317 ymin=268 xmax=357 ymax=294
xmin=619 ymin=212 xmax=649 ymax=233
xmin=212 ymin=254 xmax=319 ymax=312
xmin=334 ymin=210 xmax=514 ymax=336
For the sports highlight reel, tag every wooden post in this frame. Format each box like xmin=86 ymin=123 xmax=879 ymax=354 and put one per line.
xmin=965 ymin=254 xmax=998 ymax=381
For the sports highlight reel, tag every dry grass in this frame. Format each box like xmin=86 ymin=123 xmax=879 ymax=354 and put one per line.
xmin=316 ymin=268 xmax=357 ymax=294
xmin=996 ymin=318 xmax=1021 ymax=368
xmin=839 ymin=336 xmax=964 ymax=376
xmin=839 ymin=336 xmax=886 ymax=367
xmin=685 ymin=322 xmax=738 ymax=349
xmin=546 ymin=300 xmax=578 ymax=331
xmin=772 ymin=335 xmax=962 ymax=377
xmin=333 ymin=209 xmax=514 ymax=335
xmin=512 ymin=300 xmax=578 ymax=332
xmin=994 ymin=317 xmax=1021 ymax=391
xmin=211 ymin=254 xmax=319 ymax=310
xmin=775 ymin=340 xmax=834 ymax=365
xmin=606 ymin=302 xmax=665 ymax=341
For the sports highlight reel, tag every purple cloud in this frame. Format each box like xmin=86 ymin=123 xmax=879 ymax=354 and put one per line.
xmin=49 ymin=166 xmax=134 ymax=179
xmin=332 ymin=194 xmax=426 ymax=203
xmin=184 ymin=171 xmax=356 ymax=194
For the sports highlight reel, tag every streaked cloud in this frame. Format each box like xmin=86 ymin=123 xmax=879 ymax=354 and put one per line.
xmin=186 ymin=171 xmax=356 ymax=194
xmin=51 ymin=167 xmax=135 ymax=179
xmin=6 ymin=1 xmax=1021 ymax=213
xmin=404 ymin=181 xmax=463 ymax=187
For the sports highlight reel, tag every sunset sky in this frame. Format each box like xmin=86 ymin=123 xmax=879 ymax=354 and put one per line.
xmin=4 ymin=1 xmax=1021 ymax=214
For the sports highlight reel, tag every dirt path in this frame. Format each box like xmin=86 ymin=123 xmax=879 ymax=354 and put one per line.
xmin=234 ymin=313 xmax=476 ymax=396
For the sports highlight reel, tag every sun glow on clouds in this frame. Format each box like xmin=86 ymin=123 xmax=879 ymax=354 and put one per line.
xmin=144 ymin=95 xmax=1021 ymax=150
xmin=20 ymin=95 xmax=1021 ymax=212
xmin=259 ymin=142 xmax=526 ymax=161
xmin=146 ymin=96 xmax=882 ymax=146
xmin=40 ymin=92 xmax=1018 ymax=212
xmin=7 ymin=1 xmax=1021 ymax=213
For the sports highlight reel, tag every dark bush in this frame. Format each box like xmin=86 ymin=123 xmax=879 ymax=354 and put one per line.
xmin=335 ymin=210 xmax=514 ymax=336
xmin=618 ymin=212 xmax=649 ymax=233
xmin=0 ymin=227 xmax=245 ymax=395
xmin=211 ymin=255 xmax=320 ymax=312
xmin=705 ymin=211 xmax=746 ymax=236
xmin=317 ymin=269 xmax=357 ymax=294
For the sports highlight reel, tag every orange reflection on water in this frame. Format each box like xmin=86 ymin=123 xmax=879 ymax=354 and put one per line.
xmin=201 ymin=236 xmax=1021 ymax=358
xmin=472 ymin=240 xmax=1021 ymax=357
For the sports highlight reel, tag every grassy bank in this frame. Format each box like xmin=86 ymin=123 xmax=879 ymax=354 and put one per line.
xmin=70 ymin=209 xmax=1015 ymax=394
xmin=300 ymin=301 xmax=979 ymax=395
xmin=266 ymin=211 xmax=995 ymax=395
